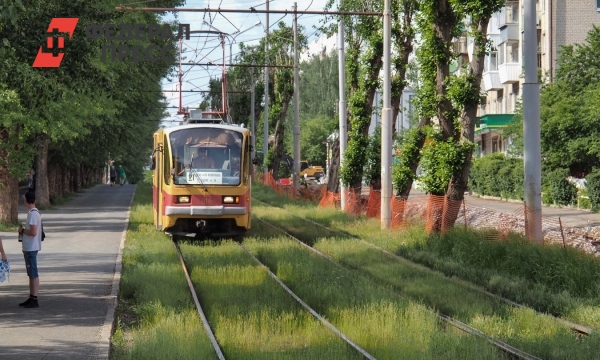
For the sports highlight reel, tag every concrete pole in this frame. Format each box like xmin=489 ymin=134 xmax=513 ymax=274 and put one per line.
xmin=338 ymin=9 xmax=347 ymax=210
xmin=380 ymin=0 xmax=392 ymax=229
xmin=251 ymin=65 xmax=256 ymax=180
xmin=263 ymin=0 xmax=270 ymax=180
xmin=293 ymin=3 xmax=301 ymax=189
xmin=523 ymin=0 xmax=542 ymax=242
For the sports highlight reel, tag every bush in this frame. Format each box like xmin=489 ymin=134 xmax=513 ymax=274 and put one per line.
xmin=586 ymin=171 xmax=600 ymax=212
xmin=547 ymin=169 xmax=577 ymax=206
xmin=469 ymin=154 xmax=523 ymax=200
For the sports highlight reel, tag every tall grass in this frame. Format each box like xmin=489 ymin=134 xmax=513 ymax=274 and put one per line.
xmin=242 ymin=230 xmax=502 ymax=360
xmin=111 ymin=181 xmax=216 ymax=359
xmin=181 ymin=239 xmax=362 ymax=359
xmin=252 ymin=184 xmax=600 ymax=328
xmin=251 ymin=190 xmax=600 ymax=359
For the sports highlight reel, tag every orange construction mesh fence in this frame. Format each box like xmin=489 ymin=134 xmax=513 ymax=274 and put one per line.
xmin=314 ymin=188 xmax=597 ymax=249
xmin=365 ymin=187 xmax=381 ymax=219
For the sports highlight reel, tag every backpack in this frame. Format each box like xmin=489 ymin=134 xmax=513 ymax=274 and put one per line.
xmin=30 ymin=209 xmax=46 ymax=241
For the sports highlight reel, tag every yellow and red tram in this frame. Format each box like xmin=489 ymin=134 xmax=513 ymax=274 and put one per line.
xmin=151 ymin=122 xmax=252 ymax=238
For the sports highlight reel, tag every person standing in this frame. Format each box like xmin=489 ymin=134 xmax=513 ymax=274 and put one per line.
xmin=18 ymin=192 xmax=42 ymax=308
xmin=28 ymin=169 xmax=35 ymax=189
xmin=0 ymin=236 xmax=7 ymax=262
xmin=117 ymin=165 xmax=126 ymax=186
xmin=109 ymin=165 xmax=116 ymax=186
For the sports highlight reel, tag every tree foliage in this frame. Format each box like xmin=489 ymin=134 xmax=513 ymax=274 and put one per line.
xmin=0 ymin=0 xmax=182 ymax=220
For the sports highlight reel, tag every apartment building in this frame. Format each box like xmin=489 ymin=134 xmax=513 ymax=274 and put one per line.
xmin=469 ymin=0 xmax=600 ymax=156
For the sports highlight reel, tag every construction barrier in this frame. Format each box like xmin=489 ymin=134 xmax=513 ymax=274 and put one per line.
xmin=259 ymin=179 xmax=599 ymax=252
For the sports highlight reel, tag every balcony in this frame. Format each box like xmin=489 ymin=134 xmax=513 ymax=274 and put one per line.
xmin=483 ymin=71 xmax=502 ymax=91
xmin=499 ymin=23 xmax=519 ymax=43
xmin=498 ymin=1 xmax=519 ymax=28
xmin=498 ymin=63 xmax=521 ymax=84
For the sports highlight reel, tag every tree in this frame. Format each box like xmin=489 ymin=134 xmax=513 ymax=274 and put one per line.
xmin=300 ymin=115 xmax=338 ymax=166
xmin=0 ymin=0 xmax=182 ymax=221
xmin=500 ymin=26 xmax=600 ymax=176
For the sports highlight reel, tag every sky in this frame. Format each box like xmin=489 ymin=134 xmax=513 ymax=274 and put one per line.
xmin=158 ymin=0 xmax=335 ymax=127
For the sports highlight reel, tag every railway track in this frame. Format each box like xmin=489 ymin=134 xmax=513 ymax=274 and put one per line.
xmin=171 ymin=236 xmax=377 ymax=360
xmin=253 ymin=215 xmax=542 ymax=360
xmin=252 ymin=197 xmax=596 ymax=337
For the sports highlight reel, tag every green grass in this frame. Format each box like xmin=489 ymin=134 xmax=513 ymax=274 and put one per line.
xmin=181 ymin=239 xmax=362 ymax=359
xmin=252 ymin=184 xmax=600 ymax=358
xmin=251 ymin=183 xmax=600 ymax=322
xmin=110 ymin=181 xmax=216 ymax=359
xmin=242 ymin=227 xmax=502 ymax=360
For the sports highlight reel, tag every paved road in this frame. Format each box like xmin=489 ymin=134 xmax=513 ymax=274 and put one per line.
xmin=0 ymin=184 xmax=134 ymax=360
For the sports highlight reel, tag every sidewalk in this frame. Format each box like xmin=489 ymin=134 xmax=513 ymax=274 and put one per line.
xmin=0 ymin=184 xmax=134 ymax=359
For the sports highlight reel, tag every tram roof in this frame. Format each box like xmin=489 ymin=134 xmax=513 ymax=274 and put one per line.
xmin=159 ymin=123 xmax=249 ymax=135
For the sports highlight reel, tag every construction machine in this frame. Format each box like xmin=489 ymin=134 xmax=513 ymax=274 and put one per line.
xmin=281 ymin=155 xmax=324 ymax=180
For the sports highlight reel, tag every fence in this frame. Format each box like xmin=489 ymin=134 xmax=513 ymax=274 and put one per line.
xmin=256 ymin=172 xmax=600 ymax=255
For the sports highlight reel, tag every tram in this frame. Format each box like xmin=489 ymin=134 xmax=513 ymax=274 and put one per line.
xmin=150 ymin=116 xmax=252 ymax=239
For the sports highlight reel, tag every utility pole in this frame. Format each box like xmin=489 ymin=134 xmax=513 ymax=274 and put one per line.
xmin=293 ymin=3 xmax=301 ymax=190
xmin=263 ymin=0 xmax=270 ymax=180
xmin=381 ymin=0 xmax=392 ymax=229
xmin=338 ymin=5 xmax=347 ymax=210
xmin=523 ymin=0 xmax=542 ymax=242
xmin=251 ymin=65 xmax=256 ymax=180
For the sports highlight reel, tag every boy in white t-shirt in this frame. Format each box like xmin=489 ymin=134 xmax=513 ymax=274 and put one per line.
xmin=18 ymin=191 xmax=42 ymax=308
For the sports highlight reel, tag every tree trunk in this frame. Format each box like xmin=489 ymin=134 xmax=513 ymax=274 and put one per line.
xmin=391 ymin=1 xmax=417 ymax=134
xmin=327 ymin=137 xmax=340 ymax=193
xmin=36 ymin=135 xmax=50 ymax=208
xmin=444 ymin=18 xmax=490 ymax=230
xmin=397 ymin=116 xmax=430 ymax=197
xmin=434 ymin=0 xmax=458 ymax=141
xmin=0 ymin=172 xmax=18 ymax=224
xmin=271 ymin=93 xmax=292 ymax=180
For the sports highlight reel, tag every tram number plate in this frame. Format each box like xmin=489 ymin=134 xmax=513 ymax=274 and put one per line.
xmin=187 ymin=171 xmax=223 ymax=185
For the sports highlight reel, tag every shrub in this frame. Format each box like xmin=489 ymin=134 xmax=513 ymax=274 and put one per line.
xmin=586 ymin=171 xmax=600 ymax=212
xmin=547 ymin=169 xmax=577 ymax=206
xmin=469 ymin=154 xmax=523 ymax=199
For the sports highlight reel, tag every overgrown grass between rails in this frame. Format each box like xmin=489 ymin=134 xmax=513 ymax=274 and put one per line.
xmin=252 ymin=204 xmax=600 ymax=359
xmin=252 ymin=184 xmax=600 ymax=328
xmin=241 ymin=224 xmax=502 ymax=360
xmin=180 ymin=236 xmax=362 ymax=360
xmin=110 ymin=181 xmax=216 ymax=360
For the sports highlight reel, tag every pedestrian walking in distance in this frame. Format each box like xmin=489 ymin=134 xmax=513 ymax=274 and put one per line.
xmin=18 ymin=192 xmax=42 ymax=308
xmin=117 ymin=165 xmax=126 ymax=186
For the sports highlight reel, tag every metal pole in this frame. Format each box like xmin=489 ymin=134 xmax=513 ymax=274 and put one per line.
xmin=338 ymin=8 xmax=347 ymax=211
xmin=263 ymin=0 xmax=270 ymax=180
xmin=380 ymin=0 xmax=392 ymax=229
xmin=523 ymin=0 xmax=542 ymax=242
xmin=251 ymin=65 xmax=256 ymax=180
xmin=293 ymin=3 xmax=301 ymax=190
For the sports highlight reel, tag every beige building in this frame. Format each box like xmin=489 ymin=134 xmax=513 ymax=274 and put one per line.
xmin=465 ymin=0 xmax=600 ymax=156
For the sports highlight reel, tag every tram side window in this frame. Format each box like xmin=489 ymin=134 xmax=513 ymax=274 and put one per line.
xmin=163 ymin=135 xmax=171 ymax=185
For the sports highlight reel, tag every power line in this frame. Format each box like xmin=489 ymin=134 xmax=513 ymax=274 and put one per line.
xmin=116 ymin=7 xmax=382 ymax=16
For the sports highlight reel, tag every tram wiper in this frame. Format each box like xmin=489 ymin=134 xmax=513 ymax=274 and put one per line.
xmin=189 ymin=153 xmax=208 ymax=192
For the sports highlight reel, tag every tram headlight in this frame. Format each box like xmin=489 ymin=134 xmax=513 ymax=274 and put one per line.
xmin=178 ymin=196 xmax=190 ymax=203
xmin=223 ymin=196 xmax=239 ymax=204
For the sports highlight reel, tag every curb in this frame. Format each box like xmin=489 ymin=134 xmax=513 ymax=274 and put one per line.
xmin=469 ymin=194 xmax=594 ymax=213
xmin=96 ymin=185 xmax=135 ymax=359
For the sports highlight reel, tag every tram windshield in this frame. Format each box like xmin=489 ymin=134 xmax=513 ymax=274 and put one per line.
xmin=169 ymin=127 xmax=243 ymax=186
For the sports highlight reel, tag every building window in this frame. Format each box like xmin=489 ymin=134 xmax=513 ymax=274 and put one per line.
xmin=507 ymin=41 xmax=519 ymax=63
xmin=490 ymin=52 xmax=498 ymax=71
xmin=597 ymin=0 xmax=600 ymax=11
xmin=492 ymin=137 xmax=499 ymax=153
xmin=497 ymin=89 xmax=504 ymax=113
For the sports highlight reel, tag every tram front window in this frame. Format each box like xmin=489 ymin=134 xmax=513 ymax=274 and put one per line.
xmin=169 ymin=128 xmax=243 ymax=186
